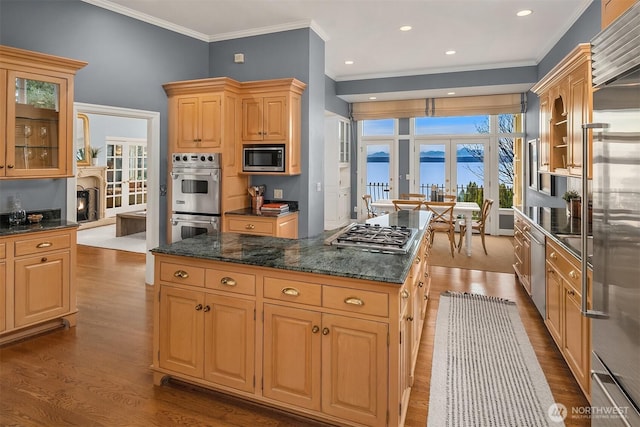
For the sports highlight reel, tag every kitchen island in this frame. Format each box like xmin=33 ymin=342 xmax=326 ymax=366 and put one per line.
xmin=151 ymin=210 xmax=431 ymax=427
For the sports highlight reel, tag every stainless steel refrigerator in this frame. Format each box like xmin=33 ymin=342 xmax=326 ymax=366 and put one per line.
xmin=587 ymin=3 xmax=640 ymax=426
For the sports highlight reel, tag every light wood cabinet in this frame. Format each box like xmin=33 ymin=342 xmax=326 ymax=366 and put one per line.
xmin=156 ymin=261 xmax=256 ymax=393
xmin=175 ymin=94 xmax=222 ymax=150
xmin=240 ymin=79 xmax=306 ymax=176
xmin=545 ymin=239 xmax=591 ymax=400
xmin=602 ymin=0 xmax=637 ymax=28
xmin=532 ymin=44 xmax=592 ymax=178
xmin=0 ymin=228 xmax=78 ymax=345
xmin=513 ymin=211 xmax=531 ymax=294
xmin=153 ymin=237 xmax=430 ymax=427
xmin=225 ymin=212 xmax=298 ymax=239
xmin=0 ymin=46 xmax=86 ymax=179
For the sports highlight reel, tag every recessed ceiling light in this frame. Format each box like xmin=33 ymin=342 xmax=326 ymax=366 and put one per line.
xmin=517 ymin=9 xmax=532 ymax=17
xmin=369 ymin=96 xmax=377 ymax=100
xmin=447 ymin=92 xmax=456 ymax=95
xmin=399 ymin=25 xmax=412 ymax=32
xmin=345 ymin=60 xmax=354 ymax=65
xmin=445 ymin=50 xmax=456 ymax=55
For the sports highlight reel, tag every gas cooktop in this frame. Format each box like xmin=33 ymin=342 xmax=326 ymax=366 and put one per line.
xmin=326 ymin=223 xmax=418 ymax=254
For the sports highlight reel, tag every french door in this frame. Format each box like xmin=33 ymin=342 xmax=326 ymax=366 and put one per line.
xmin=414 ymin=138 xmax=489 ymax=201
xmin=105 ymin=137 xmax=147 ymax=215
xmin=359 ymin=140 xmax=398 ymax=202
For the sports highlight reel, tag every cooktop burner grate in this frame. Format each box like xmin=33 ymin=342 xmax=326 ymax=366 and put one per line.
xmin=328 ymin=223 xmax=418 ymax=254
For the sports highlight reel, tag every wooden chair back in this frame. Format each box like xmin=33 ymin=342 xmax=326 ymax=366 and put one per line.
xmin=443 ymin=195 xmax=457 ymax=202
xmin=478 ymin=199 xmax=494 ymax=228
xmin=392 ymin=200 xmax=423 ymax=211
xmin=423 ymin=201 xmax=455 ymax=226
xmin=362 ymin=194 xmax=377 ymax=218
xmin=399 ymin=193 xmax=426 ymax=200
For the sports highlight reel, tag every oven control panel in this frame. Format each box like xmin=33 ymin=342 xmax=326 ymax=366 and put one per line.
xmin=172 ymin=153 xmax=221 ymax=168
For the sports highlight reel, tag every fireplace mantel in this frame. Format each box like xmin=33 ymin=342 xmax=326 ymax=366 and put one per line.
xmin=77 ymin=166 xmax=107 ymax=220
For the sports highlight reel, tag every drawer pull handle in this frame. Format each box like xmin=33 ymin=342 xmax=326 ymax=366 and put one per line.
xmin=344 ymin=297 xmax=364 ymax=306
xmin=322 ymin=327 xmax=330 ymax=335
xmin=424 ymin=294 xmax=429 ymax=300
xmin=547 ymin=268 xmax=555 ymax=274
xmin=418 ymin=281 xmax=424 ymax=288
xmin=550 ymin=252 xmax=557 ymax=260
xmin=195 ymin=304 xmax=203 ymax=311
xmin=415 ymin=256 xmax=421 ymax=264
xmin=221 ymin=277 xmax=237 ymax=287
xmin=36 ymin=242 xmax=52 ymax=248
xmin=312 ymin=325 xmax=320 ymax=334
xmin=174 ymin=270 xmax=189 ymax=279
xmin=567 ymin=290 xmax=575 ymax=296
xmin=281 ymin=287 xmax=300 ymax=296
xmin=401 ymin=290 xmax=409 ymax=299
xmin=203 ymin=305 xmax=211 ymax=312
xmin=406 ymin=316 xmax=414 ymax=322
xmin=41 ymin=257 xmax=47 ymax=263
xmin=7 ymin=164 xmax=14 ymax=169
xmin=245 ymin=224 xmax=255 ymax=230
xmin=569 ymin=270 xmax=578 ymax=279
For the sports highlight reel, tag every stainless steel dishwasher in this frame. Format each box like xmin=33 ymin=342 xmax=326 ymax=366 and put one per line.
xmin=529 ymin=225 xmax=546 ymax=318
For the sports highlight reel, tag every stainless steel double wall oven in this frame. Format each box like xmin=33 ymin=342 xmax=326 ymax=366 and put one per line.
xmin=170 ymin=153 xmax=221 ymax=242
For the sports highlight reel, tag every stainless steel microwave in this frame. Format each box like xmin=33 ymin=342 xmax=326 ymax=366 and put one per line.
xmin=243 ymin=144 xmax=285 ymax=172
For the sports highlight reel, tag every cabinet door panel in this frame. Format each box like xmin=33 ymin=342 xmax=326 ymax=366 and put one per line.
xmin=263 ymin=304 xmax=321 ymax=410
xmin=545 ymin=263 xmax=562 ymax=346
xmin=322 ymin=314 xmax=388 ymax=427
xmin=199 ymin=94 xmax=222 ymax=148
xmin=568 ymin=66 xmax=589 ymax=177
xmin=176 ymin=96 xmax=199 ymax=149
xmin=0 ymin=261 xmax=5 ymax=332
xmin=158 ymin=286 xmax=204 ymax=378
xmin=14 ymin=252 xmax=70 ymax=327
xmin=263 ymin=96 xmax=286 ymax=141
xmin=242 ymin=98 xmax=263 ymax=141
xmin=563 ymin=286 xmax=590 ymax=389
xmin=204 ymin=294 xmax=255 ymax=392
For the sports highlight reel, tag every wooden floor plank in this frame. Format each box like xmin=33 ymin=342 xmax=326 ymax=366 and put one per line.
xmin=0 ymin=246 xmax=590 ymax=426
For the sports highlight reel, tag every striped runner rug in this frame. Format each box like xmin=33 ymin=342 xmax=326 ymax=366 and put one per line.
xmin=428 ymin=291 xmax=565 ymax=427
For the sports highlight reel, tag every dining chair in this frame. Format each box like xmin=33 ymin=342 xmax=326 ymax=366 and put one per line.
xmin=362 ymin=194 xmax=377 ymax=218
xmin=392 ymin=199 xmax=423 ymax=211
xmin=443 ymin=195 xmax=457 ymax=202
xmin=423 ymin=201 xmax=456 ymax=257
xmin=458 ymin=199 xmax=494 ymax=255
xmin=399 ymin=193 xmax=426 ymax=200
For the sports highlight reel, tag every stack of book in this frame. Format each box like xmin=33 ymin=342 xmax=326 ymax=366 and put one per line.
xmin=261 ymin=202 xmax=289 ymax=213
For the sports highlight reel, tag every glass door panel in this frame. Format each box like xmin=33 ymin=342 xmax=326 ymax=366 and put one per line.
xmin=362 ymin=141 xmax=395 ymax=201
xmin=106 ymin=140 xmax=147 ymax=215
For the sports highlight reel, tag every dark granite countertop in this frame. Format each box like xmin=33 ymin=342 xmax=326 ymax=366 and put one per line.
xmin=0 ymin=219 xmax=78 ymax=237
xmin=225 ymin=208 xmax=298 ymax=218
xmin=514 ymin=205 xmax=592 ymax=266
xmin=152 ymin=210 xmax=432 ymax=285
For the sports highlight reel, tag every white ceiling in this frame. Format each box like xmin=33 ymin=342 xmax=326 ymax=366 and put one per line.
xmin=85 ymin=0 xmax=593 ymax=100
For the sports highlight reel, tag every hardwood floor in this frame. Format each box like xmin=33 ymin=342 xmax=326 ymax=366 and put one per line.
xmin=0 ymin=246 xmax=590 ymax=426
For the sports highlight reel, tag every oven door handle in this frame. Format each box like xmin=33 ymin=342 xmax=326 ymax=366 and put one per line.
xmin=171 ymin=219 xmax=217 ymax=226
xmin=170 ymin=172 xmax=216 ymax=179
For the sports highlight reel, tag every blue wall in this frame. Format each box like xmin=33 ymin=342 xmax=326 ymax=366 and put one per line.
xmin=0 ymin=0 xmax=208 ymax=237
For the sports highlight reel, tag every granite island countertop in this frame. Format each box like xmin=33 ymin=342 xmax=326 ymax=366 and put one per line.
xmin=514 ymin=205 xmax=592 ymax=266
xmin=152 ymin=210 xmax=432 ymax=284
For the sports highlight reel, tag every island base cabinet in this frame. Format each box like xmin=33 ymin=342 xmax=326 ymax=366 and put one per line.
xmin=158 ymin=285 xmax=256 ymax=393
xmin=322 ymin=314 xmax=388 ymax=427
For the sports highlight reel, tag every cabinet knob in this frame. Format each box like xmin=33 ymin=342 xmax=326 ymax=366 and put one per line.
xmin=41 ymin=257 xmax=47 ymax=263
xmin=7 ymin=164 xmax=14 ymax=169
xmin=312 ymin=325 xmax=320 ymax=334
xmin=203 ymin=305 xmax=211 ymax=312
xmin=220 ymin=277 xmax=237 ymax=287
xmin=245 ymin=224 xmax=255 ymax=230
xmin=174 ymin=270 xmax=189 ymax=279
xmin=195 ymin=304 xmax=203 ymax=311
xmin=569 ymin=270 xmax=578 ymax=279
xmin=418 ymin=281 xmax=424 ymax=288
xmin=415 ymin=256 xmax=421 ymax=264
xmin=401 ymin=289 xmax=409 ymax=299
xmin=0 ymin=165 xmax=4 ymax=169
xmin=344 ymin=297 xmax=364 ymax=306
xmin=567 ymin=289 xmax=575 ymax=296
xmin=322 ymin=327 xmax=330 ymax=335
xmin=281 ymin=287 xmax=300 ymax=296
xmin=424 ymin=294 xmax=429 ymax=301
xmin=547 ymin=268 xmax=555 ymax=274
xmin=406 ymin=316 xmax=414 ymax=322
xmin=550 ymin=252 xmax=557 ymax=260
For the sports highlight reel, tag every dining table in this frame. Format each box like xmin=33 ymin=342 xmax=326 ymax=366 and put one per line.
xmin=370 ymin=199 xmax=481 ymax=256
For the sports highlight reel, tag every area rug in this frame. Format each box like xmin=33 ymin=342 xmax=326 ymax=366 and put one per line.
xmin=77 ymin=224 xmax=146 ymax=254
xmin=428 ymin=291 xmax=564 ymax=427
xmin=429 ymin=234 xmax=514 ymax=273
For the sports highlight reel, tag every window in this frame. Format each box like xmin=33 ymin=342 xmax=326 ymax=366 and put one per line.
xmin=362 ymin=119 xmax=395 ymax=136
xmin=415 ymin=115 xmax=488 ymax=135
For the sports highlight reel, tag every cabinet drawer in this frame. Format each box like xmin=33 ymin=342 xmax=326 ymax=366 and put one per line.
xmin=0 ymin=242 xmax=5 ymax=259
xmin=159 ymin=262 xmax=205 ymax=287
xmin=228 ymin=218 xmax=274 ymax=235
xmin=263 ymin=276 xmax=321 ymax=306
xmin=206 ymin=268 xmax=255 ymax=296
xmin=547 ymin=240 xmax=581 ymax=289
xmin=323 ymin=286 xmax=388 ymax=317
xmin=14 ymin=233 xmax=71 ymax=256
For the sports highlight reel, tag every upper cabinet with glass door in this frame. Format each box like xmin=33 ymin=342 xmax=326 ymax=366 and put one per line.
xmin=0 ymin=45 xmax=86 ymax=179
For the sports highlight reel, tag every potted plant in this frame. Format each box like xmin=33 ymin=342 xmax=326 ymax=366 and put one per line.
xmin=562 ymin=190 xmax=581 ymax=217
xmin=89 ymin=146 xmax=101 ymax=166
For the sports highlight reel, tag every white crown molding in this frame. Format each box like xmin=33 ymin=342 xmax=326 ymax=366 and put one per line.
xmin=207 ymin=19 xmax=329 ymax=42
xmin=82 ymin=0 xmax=210 ymax=41
xmin=332 ymin=60 xmax=538 ymax=82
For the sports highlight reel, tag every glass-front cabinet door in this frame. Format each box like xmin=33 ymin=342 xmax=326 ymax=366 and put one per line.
xmin=4 ymin=70 xmax=69 ymax=178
